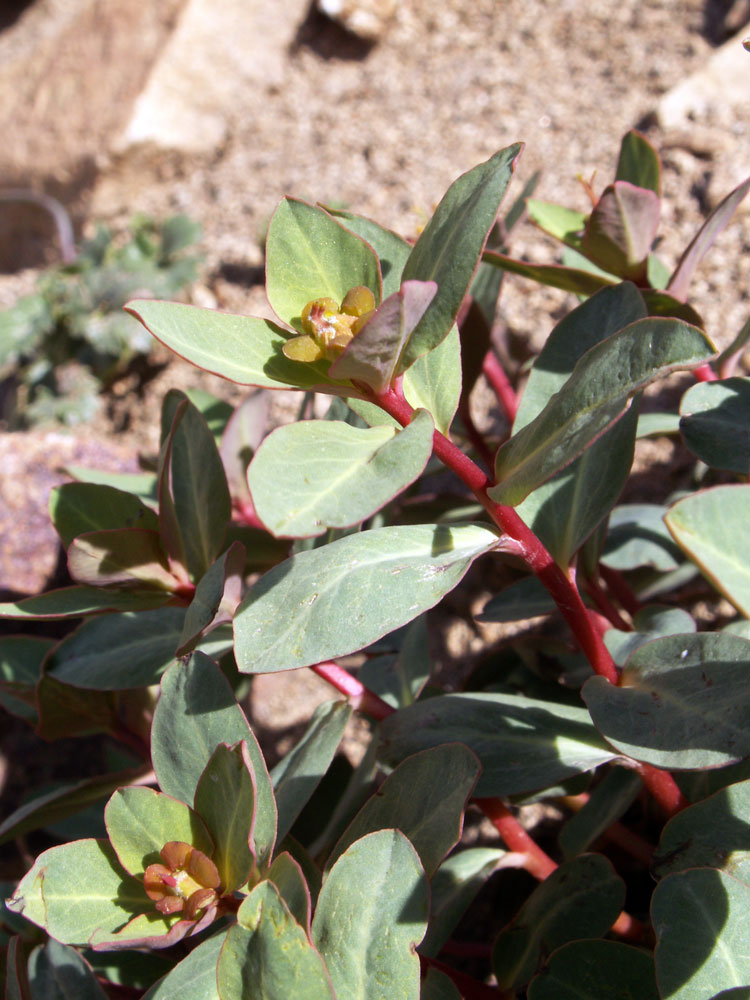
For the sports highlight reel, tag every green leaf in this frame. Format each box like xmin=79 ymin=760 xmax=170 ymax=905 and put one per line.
xmin=604 ymin=605 xmax=696 ymax=666
xmin=249 ymin=409 xmax=434 ymax=538
xmin=490 ymin=317 xmax=715 ymax=506
xmin=177 ymin=542 xmax=245 ymax=656
xmin=271 ymin=699 xmax=353 ymax=844
xmin=125 ymin=300 xmax=350 ymax=394
xmin=601 ymin=503 xmax=682 ymax=571
xmin=514 ymin=283 xmax=647 ymax=430
xmin=526 ymin=199 xmax=586 ymax=245
xmin=44 ymin=607 xmax=185 ymax=689
xmin=7 ymin=839 xmax=149 ymax=945
xmin=528 ymin=940 xmax=659 ymax=1000
xmin=5 ymin=936 xmax=30 ymax=1000
xmin=234 ymin=524 xmax=501 ymax=673
xmin=515 ymin=403 xmax=638 ymax=567
xmin=402 ymin=324 xmax=462 ymax=435
xmin=668 ymin=174 xmax=750 ymax=301
xmin=420 ymin=968 xmax=462 ymax=1000
xmin=65 ymin=466 xmax=158 ymax=505
xmin=583 ymin=632 xmax=750 ymax=769
xmin=484 ymin=250 xmax=617 ymax=295
xmin=151 ymin=656 xmax=277 ymax=869
xmin=379 ymin=692 xmax=616 ymax=797
xmin=641 ymin=288 xmax=705 ymax=326
xmin=194 ymin=743 xmax=256 ymax=892
xmin=328 ymin=743 xmax=480 ymax=877
xmin=0 ymin=586 xmax=172 ymax=620
xmin=653 ymin=869 xmax=750 ymax=999
xmin=666 ymin=485 xmax=750 ymax=616
xmin=637 ymin=411 xmax=681 ymax=438
xmin=653 ymin=779 xmax=750 ymax=883
xmin=330 ymin=281 xmax=438 ymax=393
xmin=616 ymin=130 xmax=662 ymax=195
xmin=218 ymin=882 xmax=334 ymax=1000
xmin=558 ymin=768 xmax=643 ymax=859
xmin=27 ymin=939 xmax=107 ymax=1000
xmin=399 ymin=145 xmax=522 ymax=371
xmin=493 ymin=854 xmax=625 ymax=989
xmin=267 ymin=853 xmax=311 ymax=932
xmin=0 ymin=635 xmax=50 ymax=722
xmin=161 ymin=391 xmax=232 ymax=581
xmin=50 ymin=483 xmax=158 ymax=549
xmin=581 ymin=182 xmax=660 ymax=280
xmin=358 ymin=615 xmax=431 ymax=708
xmin=142 ymin=931 xmax=224 ymax=1000
xmin=218 ymin=390 xmax=269 ymax=506
xmin=477 ymin=575 xmax=557 ymax=623
xmin=325 ymin=210 xmax=411 ymax=298
xmin=265 ymin=198 xmax=381 ymax=331
xmin=419 ymin=848 xmax=504 ymax=958
xmin=36 ymin=676 xmax=119 ymax=740
xmin=311 ymin=830 xmax=428 ymax=1000
xmin=66 ymin=529 xmax=177 ymax=590
xmin=105 ymin=787 xmax=214 ymax=878
xmin=679 ymin=378 xmax=750 ymax=473
xmin=0 ymin=767 xmax=150 ymax=846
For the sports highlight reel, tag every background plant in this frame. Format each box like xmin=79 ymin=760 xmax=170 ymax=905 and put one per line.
xmin=2 ymin=133 xmax=750 ymax=998
xmin=0 ymin=212 xmax=201 ymax=427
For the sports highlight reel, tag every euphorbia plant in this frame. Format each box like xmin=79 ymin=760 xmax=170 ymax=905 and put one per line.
xmin=3 ymin=136 xmax=750 ymax=999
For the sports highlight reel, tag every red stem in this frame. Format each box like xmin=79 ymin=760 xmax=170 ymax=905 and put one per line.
xmin=693 ymin=361 xmax=718 ymax=382
xmin=476 ymin=797 xmax=557 ymax=880
xmin=457 ymin=397 xmax=496 ymax=474
xmin=599 ymin=564 xmax=642 ymax=616
xmin=374 ymin=385 xmax=619 ymax=685
xmin=482 ymin=350 xmax=518 ymax=425
xmin=370 ymin=384 xmax=689 ymax=818
xmin=311 ymin=661 xmax=394 ymax=720
xmin=581 ymin=574 xmax=632 ymax=631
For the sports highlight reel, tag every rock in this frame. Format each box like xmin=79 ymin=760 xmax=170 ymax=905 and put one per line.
xmin=655 ymin=30 xmax=750 ymax=130
xmin=0 ymin=0 xmax=183 ymax=185
xmin=316 ymin=0 xmax=397 ymax=41
xmin=116 ymin=0 xmax=309 ymax=155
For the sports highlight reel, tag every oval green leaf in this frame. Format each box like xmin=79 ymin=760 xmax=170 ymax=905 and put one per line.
xmin=142 ymin=931 xmax=225 ymax=1000
xmin=328 ymin=743 xmax=480 ymax=877
xmin=105 ymin=787 xmax=214 ymax=878
xmin=583 ymin=632 xmax=750 ymax=769
xmin=399 ymin=144 xmax=522 ymax=371
xmin=653 ymin=869 xmax=750 ymax=1000
xmin=50 ymin=482 xmax=159 ymax=549
xmin=249 ymin=409 xmax=434 ymax=538
xmin=666 ymin=485 xmax=750 ymax=617
xmin=528 ymin=939 xmax=659 ymax=1000
xmin=378 ymin=692 xmax=616 ymax=797
xmin=265 ymin=197 xmax=381 ymax=330
xmin=680 ymin=378 xmax=750 ymax=473
xmin=493 ymin=854 xmax=625 ymax=989
xmin=233 ymin=523 xmax=501 ymax=673
xmin=218 ymin=881 xmax=334 ymax=1000
xmin=151 ymin=655 xmax=277 ymax=869
xmin=653 ymin=779 xmax=750 ymax=883
xmin=490 ymin=317 xmax=715 ymax=506
xmin=27 ymin=938 xmax=108 ymax=1000
xmin=311 ymin=830 xmax=428 ymax=1000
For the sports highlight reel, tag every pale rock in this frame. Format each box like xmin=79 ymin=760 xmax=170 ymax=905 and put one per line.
xmin=317 ymin=0 xmax=397 ymax=41
xmin=656 ymin=31 xmax=750 ymax=130
xmin=117 ymin=0 xmax=309 ymax=155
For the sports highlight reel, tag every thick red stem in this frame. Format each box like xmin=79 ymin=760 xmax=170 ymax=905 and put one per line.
xmin=372 ymin=384 xmax=689 ymax=817
xmin=476 ymin=798 xmax=557 ymax=880
xmin=482 ymin=350 xmax=518 ymax=424
xmin=582 ymin=574 xmax=632 ymax=631
xmin=311 ymin=661 xmax=394 ymax=720
xmin=599 ymin=564 xmax=642 ymax=616
xmin=693 ymin=361 xmax=718 ymax=382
